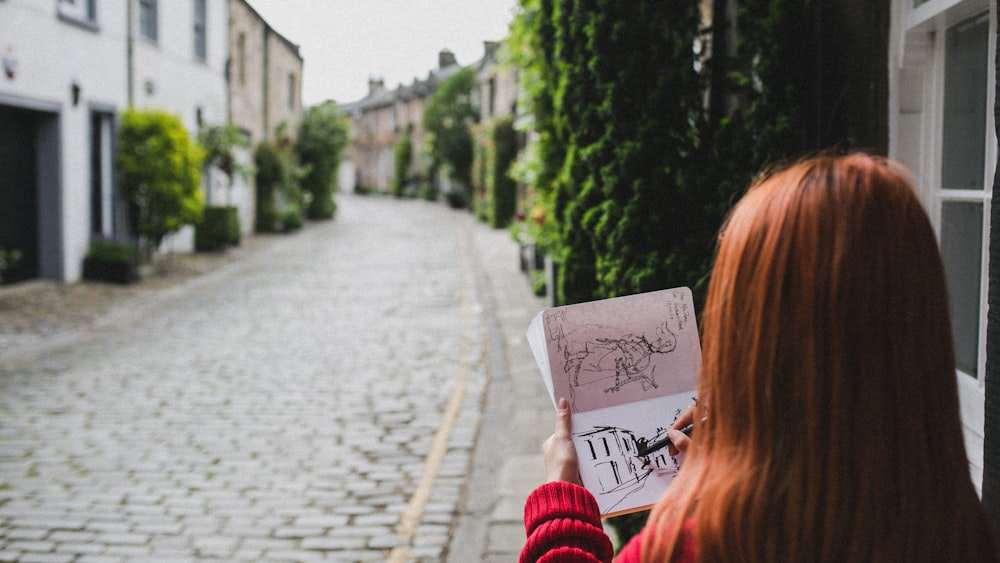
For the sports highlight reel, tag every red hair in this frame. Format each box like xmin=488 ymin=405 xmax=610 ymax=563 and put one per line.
xmin=643 ymin=153 xmax=985 ymax=561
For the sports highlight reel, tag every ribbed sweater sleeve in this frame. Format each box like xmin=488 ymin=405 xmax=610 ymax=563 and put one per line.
xmin=520 ymin=481 xmax=615 ymax=563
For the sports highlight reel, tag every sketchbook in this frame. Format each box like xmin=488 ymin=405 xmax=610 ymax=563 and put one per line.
xmin=527 ymin=287 xmax=701 ymax=517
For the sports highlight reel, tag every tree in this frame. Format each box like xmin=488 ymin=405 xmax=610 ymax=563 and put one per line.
xmin=423 ymin=67 xmax=479 ymax=200
xmin=117 ymin=108 xmax=204 ymax=253
xmin=297 ymin=101 xmax=350 ymax=219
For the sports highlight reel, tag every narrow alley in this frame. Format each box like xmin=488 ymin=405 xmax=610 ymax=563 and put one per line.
xmin=0 ymin=194 xmax=551 ymax=562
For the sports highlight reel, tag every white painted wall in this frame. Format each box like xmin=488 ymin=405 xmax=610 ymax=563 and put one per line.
xmin=130 ymin=0 xmax=229 ymax=255
xmin=1 ymin=0 xmax=129 ymax=281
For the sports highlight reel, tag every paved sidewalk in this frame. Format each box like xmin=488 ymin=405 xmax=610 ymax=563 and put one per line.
xmin=451 ymin=211 xmax=552 ymax=562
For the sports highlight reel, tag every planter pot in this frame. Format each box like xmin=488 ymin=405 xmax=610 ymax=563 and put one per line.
xmin=82 ymin=257 xmax=139 ymax=285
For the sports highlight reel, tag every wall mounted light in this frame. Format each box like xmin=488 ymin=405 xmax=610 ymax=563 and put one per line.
xmin=3 ymin=54 xmax=15 ymax=79
xmin=71 ymin=82 xmax=81 ymax=106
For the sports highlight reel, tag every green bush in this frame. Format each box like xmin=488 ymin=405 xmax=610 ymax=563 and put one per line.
xmin=86 ymin=237 xmax=139 ymax=263
xmin=0 ymin=248 xmax=22 ymax=284
xmin=254 ymin=142 xmax=281 ymax=232
xmin=280 ymin=204 xmax=304 ymax=232
xmin=255 ymin=133 xmax=306 ymax=233
xmin=485 ymin=116 xmax=518 ymax=228
xmin=117 ymin=109 xmax=204 ymax=252
xmin=393 ymin=125 xmax=414 ymax=198
xmin=195 ymin=206 xmax=240 ymax=251
xmin=298 ymin=101 xmax=349 ymax=219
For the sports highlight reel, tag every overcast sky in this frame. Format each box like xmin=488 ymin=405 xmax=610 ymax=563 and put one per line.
xmin=245 ymin=1 xmax=519 ymax=107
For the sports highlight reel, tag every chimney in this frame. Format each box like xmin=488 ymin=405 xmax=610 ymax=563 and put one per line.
xmin=438 ymin=49 xmax=456 ymax=69
xmin=483 ymin=41 xmax=499 ymax=61
xmin=368 ymin=76 xmax=384 ymax=93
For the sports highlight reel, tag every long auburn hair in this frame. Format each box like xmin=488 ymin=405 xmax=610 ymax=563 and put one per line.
xmin=642 ymin=153 xmax=985 ymax=561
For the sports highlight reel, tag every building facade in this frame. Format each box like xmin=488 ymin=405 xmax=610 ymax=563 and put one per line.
xmin=1 ymin=0 xmax=130 ymax=283
xmin=229 ymin=0 xmax=304 ymax=145
xmin=0 ymin=0 xmax=300 ymax=283
xmin=227 ymin=0 xmax=304 ymax=234
xmin=347 ymin=50 xmax=460 ymax=193
xmin=887 ymin=0 xmax=995 ymax=494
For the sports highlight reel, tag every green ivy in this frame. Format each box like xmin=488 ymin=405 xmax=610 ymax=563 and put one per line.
xmin=423 ymin=67 xmax=479 ymax=197
xmin=393 ymin=125 xmax=414 ymax=198
xmin=254 ymin=129 xmax=306 ymax=233
xmin=472 ymin=116 xmax=519 ymax=228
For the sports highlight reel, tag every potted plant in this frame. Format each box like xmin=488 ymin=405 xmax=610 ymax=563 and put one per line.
xmin=82 ymin=236 xmax=139 ymax=284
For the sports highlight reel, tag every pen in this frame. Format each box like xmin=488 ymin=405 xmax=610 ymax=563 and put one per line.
xmin=636 ymin=422 xmax=695 ymax=457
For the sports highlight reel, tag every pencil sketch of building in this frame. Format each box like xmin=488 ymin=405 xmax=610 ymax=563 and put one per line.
xmin=577 ymin=425 xmax=679 ymax=510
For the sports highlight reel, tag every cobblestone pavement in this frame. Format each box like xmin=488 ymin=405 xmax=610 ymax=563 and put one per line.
xmin=0 ymin=193 xmax=551 ymax=562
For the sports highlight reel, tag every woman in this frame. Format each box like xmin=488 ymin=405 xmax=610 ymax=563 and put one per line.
xmin=520 ymin=153 xmax=997 ymax=562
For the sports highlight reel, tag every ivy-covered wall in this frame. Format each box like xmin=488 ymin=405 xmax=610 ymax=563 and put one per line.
xmin=507 ymin=0 xmax=890 ymax=539
xmin=509 ymin=0 xmax=888 ymax=310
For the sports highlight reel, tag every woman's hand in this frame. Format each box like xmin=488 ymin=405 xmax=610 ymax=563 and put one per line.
xmin=667 ymin=403 xmax=698 ymax=456
xmin=542 ymin=397 xmax=583 ymax=485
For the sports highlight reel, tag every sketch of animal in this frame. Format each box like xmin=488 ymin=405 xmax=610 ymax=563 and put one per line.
xmin=561 ymin=322 xmax=678 ymax=393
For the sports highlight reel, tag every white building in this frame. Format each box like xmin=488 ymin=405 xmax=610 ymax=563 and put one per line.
xmin=0 ymin=0 xmax=229 ymax=282
xmin=888 ymin=0 xmax=995 ymax=491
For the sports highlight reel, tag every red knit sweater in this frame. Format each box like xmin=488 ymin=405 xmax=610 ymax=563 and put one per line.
xmin=520 ymin=481 xmax=695 ymax=563
xmin=522 ymin=482 xmax=999 ymax=562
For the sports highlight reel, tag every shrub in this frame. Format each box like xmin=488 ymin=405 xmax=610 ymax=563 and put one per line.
xmin=254 ymin=133 xmax=306 ymax=233
xmin=298 ymin=101 xmax=349 ymax=219
xmin=280 ymin=204 xmax=304 ymax=232
xmin=0 ymin=248 xmax=22 ymax=285
xmin=85 ymin=236 xmax=139 ymax=263
xmin=195 ymin=206 xmax=239 ymax=251
xmin=393 ymin=125 xmax=414 ymax=198
xmin=117 ymin=109 xmax=204 ymax=252
xmin=254 ymin=142 xmax=281 ymax=232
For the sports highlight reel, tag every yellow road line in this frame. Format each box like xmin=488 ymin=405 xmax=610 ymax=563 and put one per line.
xmin=386 ymin=220 xmax=473 ymax=563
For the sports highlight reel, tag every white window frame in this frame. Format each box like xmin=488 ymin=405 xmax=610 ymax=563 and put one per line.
xmin=58 ymin=0 xmax=96 ymax=27
xmin=890 ymin=0 xmax=995 ymax=493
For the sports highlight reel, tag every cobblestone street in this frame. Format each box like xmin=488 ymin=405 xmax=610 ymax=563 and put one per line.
xmin=0 ymin=193 xmax=551 ymax=562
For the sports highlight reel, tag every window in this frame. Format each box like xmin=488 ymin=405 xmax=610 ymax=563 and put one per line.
xmin=139 ymin=0 xmax=157 ymax=42
xmin=58 ymin=0 xmax=96 ymax=26
xmin=288 ymin=73 xmax=297 ymax=110
xmin=891 ymin=0 xmax=996 ymax=493
xmin=193 ymin=0 xmax=206 ymax=62
xmin=941 ymin=13 xmax=990 ymax=380
xmin=237 ymin=32 xmax=246 ymax=85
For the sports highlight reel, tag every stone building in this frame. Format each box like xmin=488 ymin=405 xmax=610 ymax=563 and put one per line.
xmin=226 ymin=0 xmax=304 ymax=234
xmin=347 ymin=50 xmax=461 ymax=193
xmin=474 ymin=40 xmax=518 ymax=123
xmin=229 ymin=0 xmax=303 ymax=144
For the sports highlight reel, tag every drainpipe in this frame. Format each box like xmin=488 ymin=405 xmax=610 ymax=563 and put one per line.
xmin=262 ymin=25 xmax=269 ymax=141
xmin=126 ymin=0 xmax=134 ymax=106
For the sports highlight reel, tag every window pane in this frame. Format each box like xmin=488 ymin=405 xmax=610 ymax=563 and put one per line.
xmin=140 ymin=0 xmax=157 ymax=41
xmin=194 ymin=0 xmax=206 ymax=61
xmin=942 ymin=13 xmax=989 ymax=190
xmin=940 ymin=201 xmax=983 ymax=377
